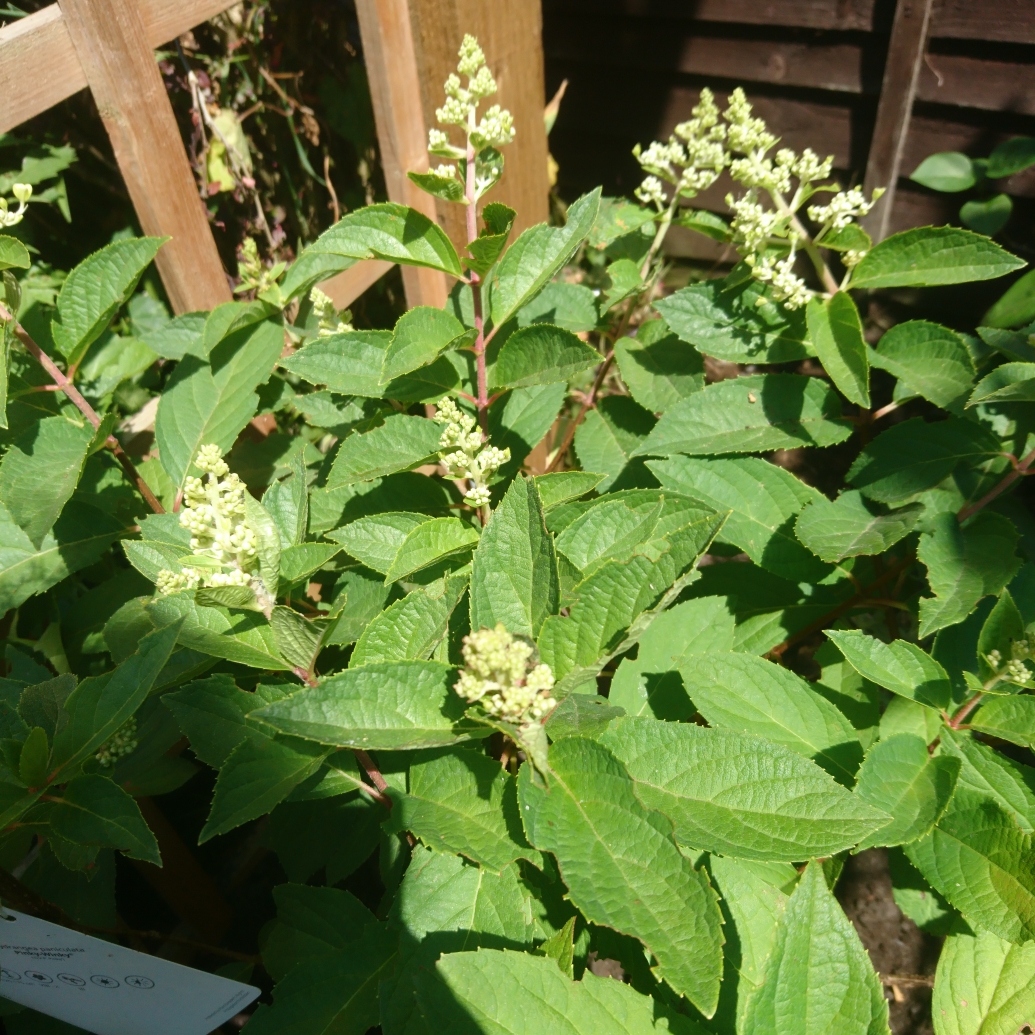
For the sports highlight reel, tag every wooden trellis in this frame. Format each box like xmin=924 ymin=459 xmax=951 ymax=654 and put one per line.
xmin=0 ymin=0 xmax=549 ymax=313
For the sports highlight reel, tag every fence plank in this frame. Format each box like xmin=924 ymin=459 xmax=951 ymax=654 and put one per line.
xmin=320 ymin=259 xmax=396 ymax=311
xmin=353 ymin=0 xmax=448 ymax=309
xmin=57 ymin=0 xmax=231 ymax=313
xmin=862 ymin=0 xmax=936 ymax=242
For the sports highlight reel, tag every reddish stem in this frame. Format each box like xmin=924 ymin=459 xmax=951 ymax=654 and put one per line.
xmin=957 ymin=444 xmax=1035 ymax=523
xmin=353 ymin=749 xmax=392 ymax=809
xmin=0 ymin=304 xmax=164 ymax=515
xmin=948 ymin=692 xmax=984 ymax=729
xmin=546 ymin=351 xmax=615 ymax=473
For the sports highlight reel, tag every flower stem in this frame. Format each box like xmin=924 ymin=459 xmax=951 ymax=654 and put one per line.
xmin=464 ymin=129 xmax=489 ymax=434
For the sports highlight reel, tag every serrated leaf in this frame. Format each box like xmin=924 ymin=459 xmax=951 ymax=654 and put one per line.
xmin=280 ymin=329 xmax=390 ymax=395
xmin=0 ymin=234 xmax=30 ymax=271
xmin=382 ymin=306 xmax=467 ymax=382
xmin=634 ymin=374 xmax=851 ymax=457
xmin=574 ymin=394 xmax=656 ymax=492
xmin=649 ymin=455 xmax=829 ymax=581
xmin=328 ymin=511 xmax=429 ymax=574
xmin=854 ymin=734 xmax=960 ymax=849
xmin=970 ymin=696 xmax=1035 ymax=748
xmin=271 ymin=606 xmax=324 ymax=672
xmin=491 ymin=324 xmax=600 ymax=389
xmin=905 ymin=793 xmax=1035 ymax=943
xmin=870 ymin=320 xmax=975 ymax=412
xmin=251 ymin=661 xmax=480 ymax=750
xmin=603 ymin=258 xmax=644 ymax=310
xmin=146 ymin=592 xmax=291 ymax=670
xmin=518 ymin=737 xmax=724 ymax=1016
xmin=968 ymin=361 xmax=1035 ymax=406
xmin=490 ymin=189 xmax=601 ymax=328
xmin=465 ymin=202 xmax=516 ymax=277
xmin=385 ymin=748 xmax=540 ymax=872
xmin=741 ymin=861 xmax=890 ymax=1035
xmin=516 ymin=281 xmax=599 ymax=333
xmin=155 ymin=318 xmax=283 ymax=489
xmin=279 ymin=543 xmax=341 ymax=585
xmin=470 ymin=475 xmax=558 ymax=639
xmin=932 ymin=928 xmax=1035 ymax=1035
xmin=49 ymin=774 xmax=160 ymax=865
xmin=681 ymin=652 xmax=863 ymax=785
xmin=613 ymin=320 xmax=704 ymax=414
xmin=919 ymin=511 xmax=1022 ymax=637
xmin=384 ymin=517 xmax=479 ymax=583
xmin=811 ymin=291 xmax=871 ymax=406
xmin=850 ymin=227 xmax=1024 ymax=289
xmin=795 ymin=490 xmax=922 ymax=563
xmin=554 ymin=495 xmax=663 ymax=575
xmin=847 ymin=417 xmax=1000 ymax=503
xmin=532 ymin=471 xmax=604 ymax=509
xmin=408 ymin=168 xmax=465 ymax=202
xmin=654 ymin=277 xmax=813 ymax=363
xmin=599 ymin=716 xmax=888 ymax=861
xmin=194 ymin=585 xmax=259 ymax=611
xmin=51 ymin=237 xmax=166 ymax=363
xmin=328 ymin=414 xmax=443 ymax=486
xmin=545 ymin=694 xmax=625 ymax=740
xmin=18 ymin=726 xmax=49 ymax=788
xmin=139 ymin=311 xmax=206 ymax=360
xmin=825 ymin=630 xmax=952 ymax=710
xmin=244 ymin=492 xmax=281 ymax=598
xmin=0 ymin=415 xmax=93 ymax=548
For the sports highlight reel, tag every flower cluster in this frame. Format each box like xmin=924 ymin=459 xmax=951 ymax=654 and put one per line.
xmin=95 ymin=716 xmax=138 ymax=767
xmin=0 ymin=183 xmax=32 ymax=228
xmin=309 ymin=286 xmax=354 ymax=337
xmin=428 ymin=35 xmax=514 ymax=163
xmin=987 ymin=636 xmax=1035 ymax=688
xmin=454 ymin=623 xmax=557 ymax=725
xmin=235 ymin=237 xmax=285 ymax=297
xmin=155 ymin=445 xmax=259 ymax=595
xmin=434 ymin=397 xmax=510 ymax=508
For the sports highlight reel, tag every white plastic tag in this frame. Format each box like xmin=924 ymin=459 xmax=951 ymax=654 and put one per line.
xmin=0 ymin=909 xmax=260 ymax=1035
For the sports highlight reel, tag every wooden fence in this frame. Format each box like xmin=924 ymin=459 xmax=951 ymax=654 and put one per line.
xmin=0 ymin=0 xmax=549 ymax=313
xmin=543 ymin=0 xmax=1035 ymax=257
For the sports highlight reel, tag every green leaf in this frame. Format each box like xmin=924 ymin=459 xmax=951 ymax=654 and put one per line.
xmin=419 ymin=948 xmax=710 ymax=1035
xmin=328 ymin=512 xmax=429 ymax=574
xmin=244 ymin=921 xmax=397 ymax=1035
xmin=385 ymin=748 xmax=540 ymax=872
xmin=850 ymin=226 xmax=1025 ymax=289
xmin=0 ymin=234 xmax=30 ymax=271
xmin=351 ymin=574 xmax=467 ymax=666
xmin=49 ymin=774 xmax=161 ymax=865
xmin=517 ymin=281 xmax=599 ymax=333
xmin=488 ymin=382 xmax=567 ymax=480
xmin=825 ymin=630 xmax=952 ymax=710
xmin=968 ymin=361 xmax=1035 ymax=406
xmin=407 ymin=168 xmax=465 ymax=203
xmin=155 ymin=318 xmax=283 ymax=489
xmin=535 ymin=917 xmax=576 ymax=978
xmin=681 ymin=652 xmax=863 ymax=785
xmin=988 ymin=136 xmax=1035 ymax=178
xmin=554 ymin=495 xmax=664 ymax=575
xmin=654 ymin=277 xmax=813 ymax=363
xmin=244 ymin=492 xmax=281 ymax=598
xmin=977 ymin=324 xmax=1035 ymax=362
xmin=795 ymin=491 xmax=923 ymax=563
xmin=263 ymin=454 xmax=309 ymax=548
xmin=961 ymin=193 xmax=1013 ymax=236
xmin=51 ymin=621 xmax=179 ymax=779
xmin=847 ymin=417 xmax=1000 ymax=503
xmin=599 ymin=716 xmax=888 ymax=861
xmin=602 ymin=258 xmax=643 ymax=310
xmin=741 ymin=862 xmax=890 ymax=1035
xmin=870 ymin=320 xmax=975 ymax=412
xmin=919 ymin=511 xmax=1022 ymax=637
xmin=297 ymin=202 xmax=463 ymax=277
xmin=932 ymin=928 xmax=1035 ymax=1035
xmin=280 ymin=330 xmax=390 ymax=395
xmin=18 ymin=726 xmax=49 ymax=788
xmin=545 ymin=694 xmax=626 ymax=740
xmin=970 ymin=696 xmax=1035 ymax=748
xmin=978 ymin=590 xmax=1026 ymax=684
xmin=51 ymin=237 xmax=166 ymax=363
xmin=491 ymin=324 xmax=600 ymax=389
xmin=613 ymin=320 xmax=704 ymax=414
xmin=146 ymin=592 xmax=291 ymax=670
xmin=518 ymin=737 xmax=724 ymax=1016
xmin=633 ymin=374 xmax=852 ymax=457
xmin=279 ymin=543 xmax=341 ymax=586
xmin=532 ymin=471 xmax=605 ymax=509
xmin=490 ymin=189 xmax=601 ymax=328
xmin=806 ymin=293 xmax=870 ymax=407
xmin=905 ymin=793 xmax=1035 ymax=943
xmin=0 ymin=415 xmax=93 ymax=548
xmin=200 ymin=733 xmax=329 ymax=841
xmin=649 ymin=455 xmax=829 ymax=581
xmin=252 ymin=661 xmax=479 ymax=750
xmin=470 ymin=475 xmax=558 ymax=639
xmin=909 ymin=151 xmax=976 ymax=192
xmin=574 ymin=395 xmax=656 ymax=492
xmin=983 ymin=268 xmax=1035 ymax=328
xmin=382 ymin=307 xmax=467 ymax=382
xmin=328 ymin=414 xmax=443 ymax=486
xmin=271 ymin=606 xmax=324 ymax=672
xmin=465 ymin=202 xmax=516 ymax=277
xmin=384 ymin=518 xmax=479 ymax=583
xmin=139 ymin=311 xmax=206 ymax=360
xmin=854 ymin=734 xmax=960 ymax=849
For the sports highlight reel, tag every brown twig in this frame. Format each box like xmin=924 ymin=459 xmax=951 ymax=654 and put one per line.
xmin=957 ymin=444 xmax=1035 ymax=523
xmin=323 ymin=153 xmax=341 ymax=223
xmin=881 ymin=973 xmax=934 ymax=988
xmin=353 ymin=749 xmax=393 ymax=809
xmin=0 ymin=304 xmax=164 ymax=514
xmin=948 ymin=691 xmax=984 ymax=729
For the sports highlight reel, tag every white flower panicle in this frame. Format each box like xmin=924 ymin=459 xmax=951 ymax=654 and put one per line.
xmin=454 ymin=623 xmax=557 ymax=725
xmin=428 ymin=35 xmax=514 ymax=164
xmin=0 ymin=182 xmax=32 ymax=227
xmin=433 ymin=397 xmax=509 ymax=508
xmin=309 ymin=285 xmax=354 ymax=336
xmin=807 ymin=187 xmax=881 ymax=231
xmin=155 ymin=444 xmax=260 ymax=595
xmin=95 ymin=716 xmax=138 ymax=767
xmin=986 ymin=635 xmax=1035 ymax=687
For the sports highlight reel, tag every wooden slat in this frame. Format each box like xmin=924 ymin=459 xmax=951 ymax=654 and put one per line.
xmin=931 ymin=0 xmax=1035 ymax=45
xmin=353 ymin=0 xmax=448 ymax=309
xmin=406 ymin=0 xmax=550 ymax=246
xmin=320 ymin=259 xmax=396 ymax=310
xmin=917 ymin=52 xmax=1035 ymax=115
xmin=57 ymin=0 xmax=231 ymax=313
xmin=0 ymin=0 xmax=237 ymax=135
xmin=862 ymin=0 xmax=936 ymax=242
